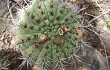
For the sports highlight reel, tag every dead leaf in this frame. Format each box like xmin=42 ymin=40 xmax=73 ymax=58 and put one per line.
xmin=74 ymin=26 xmax=83 ymax=38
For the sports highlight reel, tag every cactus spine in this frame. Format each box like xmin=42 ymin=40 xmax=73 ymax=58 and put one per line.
xmin=16 ymin=0 xmax=81 ymax=69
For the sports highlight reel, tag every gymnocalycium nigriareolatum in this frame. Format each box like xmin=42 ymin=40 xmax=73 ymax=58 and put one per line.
xmin=16 ymin=0 xmax=81 ymax=69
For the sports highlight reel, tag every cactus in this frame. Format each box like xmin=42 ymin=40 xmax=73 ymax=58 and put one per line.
xmin=16 ymin=0 xmax=81 ymax=69
xmin=0 ymin=51 xmax=9 ymax=70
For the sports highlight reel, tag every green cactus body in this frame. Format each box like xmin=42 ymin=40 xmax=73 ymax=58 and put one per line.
xmin=16 ymin=0 xmax=81 ymax=69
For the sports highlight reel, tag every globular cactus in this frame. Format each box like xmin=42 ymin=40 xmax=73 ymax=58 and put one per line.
xmin=16 ymin=0 xmax=81 ymax=69
xmin=0 ymin=51 xmax=9 ymax=70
